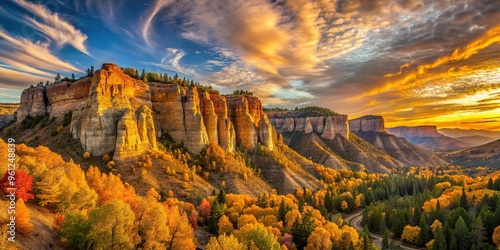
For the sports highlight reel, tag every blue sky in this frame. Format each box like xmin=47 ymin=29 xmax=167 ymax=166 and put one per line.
xmin=1 ymin=0 xmax=500 ymax=130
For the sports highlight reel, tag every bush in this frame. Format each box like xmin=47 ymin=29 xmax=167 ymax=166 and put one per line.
xmin=83 ymin=152 xmax=91 ymax=159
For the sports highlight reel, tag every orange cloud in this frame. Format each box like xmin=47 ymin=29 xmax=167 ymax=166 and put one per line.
xmin=373 ymin=25 xmax=500 ymax=95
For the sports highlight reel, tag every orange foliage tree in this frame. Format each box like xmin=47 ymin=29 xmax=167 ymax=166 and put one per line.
xmin=15 ymin=199 xmax=33 ymax=234
xmin=0 ymin=170 xmax=34 ymax=201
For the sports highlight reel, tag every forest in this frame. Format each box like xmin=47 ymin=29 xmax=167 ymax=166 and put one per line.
xmin=0 ymin=138 xmax=499 ymax=250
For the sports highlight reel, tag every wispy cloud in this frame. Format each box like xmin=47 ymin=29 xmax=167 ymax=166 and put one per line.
xmin=13 ymin=0 xmax=90 ymax=55
xmin=141 ymin=48 xmax=198 ymax=77
xmin=0 ymin=29 xmax=83 ymax=74
xmin=141 ymin=0 xmax=173 ymax=47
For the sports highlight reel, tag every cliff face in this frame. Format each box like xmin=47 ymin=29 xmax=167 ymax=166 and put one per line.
xmin=268 ymin=112 xmax=349 ymax=139
xmin=71 ymin=63 xmax=154 ymax=157
xmin=17 ymin=78 xmax=92 ymax=121
xmin=16 ymin=64 xmax=274 ymax=159
xmin=17 ymin=86 xmax=47 ymax=121
xmin=349 ymin=115 xmax=384 ymax=133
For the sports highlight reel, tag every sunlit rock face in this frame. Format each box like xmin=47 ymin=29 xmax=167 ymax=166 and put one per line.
xmin=17 ymin=63 xmax=275 ymax=159
xmin=348 ymin=115 xmax=385 ymax=133
xmin=71 ymin=63 xmax=154 ymax=159
xmin=226 ymin=95 xmax=274 ymax=150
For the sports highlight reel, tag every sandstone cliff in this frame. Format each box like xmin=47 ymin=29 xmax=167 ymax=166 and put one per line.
xmin=71 ymin=63 xmax=154 ymax=158
xmin=15 ymin=64 xmax=274 ymax=159
xmin=349 ymin=115 xmax=385 ymax=133
xmin=268 ymin=111 xmax=349 ymax=139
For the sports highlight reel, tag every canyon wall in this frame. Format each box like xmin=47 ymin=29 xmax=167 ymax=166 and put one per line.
xmin=349 ymin=115 xmax=385 ymax=133
xmin=17 ymin=63 xmax=274 ymax=159
xmin=268 ymin=112 xmax=349 ymax=139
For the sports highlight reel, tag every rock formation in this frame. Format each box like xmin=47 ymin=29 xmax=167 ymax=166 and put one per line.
xmin=349 ymin=115 xmax=385 ymax=133
xmin=17 ymin=86 xmax=48 ymax=121
xmin=268 ymin=112 xmax=349 ymax=139
xmin=71 ymin=63 xmax=154 ymax=157
xmin=15 ymin=63 xmax=275 ymax=159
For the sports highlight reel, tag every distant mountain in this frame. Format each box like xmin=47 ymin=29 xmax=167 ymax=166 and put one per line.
xmin=267 ymin=110 xmax=446 ymax=172
xmin=455 ymin=135 xmax=497 ymax=147
xmin=349 ymin=116 xmax=446 ymax=167
xmin=387 ymin=126 xmax=471 ymax=152
xmin=0 ymin=103 xmax=18 ymax=128
xmin=439 ymin=128 xmax=500 ymax=139
xmin=445 ymin=139 xmax=500 ymax=168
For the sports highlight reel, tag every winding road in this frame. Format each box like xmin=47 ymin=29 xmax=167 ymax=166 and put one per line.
xmin=345 ymin=211 xmax=421 ymax=250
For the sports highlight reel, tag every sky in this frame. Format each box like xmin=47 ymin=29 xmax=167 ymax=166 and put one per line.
xmin=0 ymin=0 xmax=500 ymax=130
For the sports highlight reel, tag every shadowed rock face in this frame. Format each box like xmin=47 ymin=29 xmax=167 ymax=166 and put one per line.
xmin=16 ymin=63 xmax=275 ymax=159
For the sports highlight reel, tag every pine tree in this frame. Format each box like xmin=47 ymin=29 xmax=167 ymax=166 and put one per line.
xmin=278 ymin=199 xmax=290 ymax=222
xmin=217 ymin=189 xmax=226 ymax=204
xmin=71 ymin=73 xmax=75 ymax=80
xmin=487 ymin=179 xmax=494 ymax=189
xmin=416 ymin=215 xmax=429 ymax=247
xmin=470 ymin=217 xmax=488 ymax=250
xmin=291 ymin=212 xmax=315 ymax=250
xmin=382 ymin=229 xmax=389 ymax=249
xmin=460 ymin=187 xmax=469 ymax=210
xmin=141 ymin=69 xmax=148 ymax=83
xmin=432 ymin=225 xmax=446 ymax=250
xmin=453 ymin=216 xmax=472 ymax=250
xmin=55 ymin=73 xmax=61 ymax=82
xmin=208 ymin=201 xmax=224 ymax=233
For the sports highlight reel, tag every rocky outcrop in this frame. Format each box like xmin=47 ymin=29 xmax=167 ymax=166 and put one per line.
xmin=45 ymin=78 xmax=92 ymax=117
xmin=115 ymin=106 xmax=157 ymax=158
xmin=349 ymin=115 xmax=385 ymax=133
xmin=71 ymin=63 xmax=154 ymax=158
xmin=17 ymin=86 xmax=47 ymax=121
xmin=226 ymin=96 xmax=259 ymax=149
xmin=268 ymin=112 xmax=349 ymax=138
xmin=17 ymin=78 xmax=92 ymax=122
